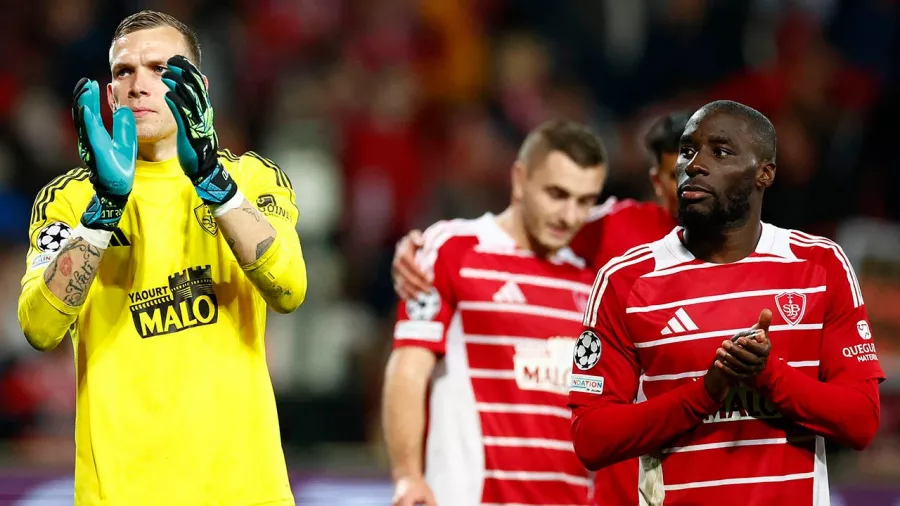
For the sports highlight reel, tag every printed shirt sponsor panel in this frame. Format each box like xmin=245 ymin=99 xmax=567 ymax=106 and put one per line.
xmin=392 ymin=214 xmax=595 ymax=505
xmin=570 ymin=223 xmax=885 ymax=506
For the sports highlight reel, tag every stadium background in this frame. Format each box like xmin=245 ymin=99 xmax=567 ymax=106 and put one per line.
xmin=0 ymin=0 xmax=899 ymax=504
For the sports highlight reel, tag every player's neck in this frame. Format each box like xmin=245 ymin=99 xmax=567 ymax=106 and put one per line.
xmin=495 ymin=207 xmax=556 ymax=258
xmin=137 ymin=137 xmax=178 ymax=163
xmin=683 ymin=215 xmax=762 ymax=264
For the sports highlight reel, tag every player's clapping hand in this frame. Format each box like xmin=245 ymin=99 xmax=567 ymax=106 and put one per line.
xmin=716 ymin=309 xmax=772 ymax=380
xmin=161 ymin=55 xmax=237 ymax=206
xmin=73 ymin=78 xmax=137 ymax=231
xmin=705 ymin=309 xmax=772 ymax=401
xmin=392 ymin=476 xmax=437 ymax=506
xmin=392 ymin=230 xmax=431 ymax=300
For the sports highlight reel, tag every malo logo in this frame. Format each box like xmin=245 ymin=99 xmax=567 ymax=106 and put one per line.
xmin=128 ymin=265 xmax=219 ymax=338
xmin=775 ymin=292 xmax=806 ymax=326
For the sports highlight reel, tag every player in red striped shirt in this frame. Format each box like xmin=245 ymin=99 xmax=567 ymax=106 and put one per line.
xmin=570 ymin=100 xmax=884 ymax=505
xmin=382 ymin=120 xmax=608 ymax=506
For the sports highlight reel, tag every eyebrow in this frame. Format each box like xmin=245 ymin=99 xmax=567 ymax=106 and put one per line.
xmin=708 ymin=135 xmax=732 ymax=145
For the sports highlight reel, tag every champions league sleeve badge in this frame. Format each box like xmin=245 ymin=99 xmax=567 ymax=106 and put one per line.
xmin=573 ymin=330 xmax=602 ymax=371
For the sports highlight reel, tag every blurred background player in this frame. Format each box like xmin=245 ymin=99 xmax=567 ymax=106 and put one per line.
xmin=570 ymin=100 xmax=883 ymax=505
xmin=382 ymin=120 xmax=606 ymax=506
xmin=391 ymin=110 xmax=691 ymax=299
xmin=17 ymin=10 xmax=306 ymax=506
xmin=390 ymin=109 xmax=690 ymax=506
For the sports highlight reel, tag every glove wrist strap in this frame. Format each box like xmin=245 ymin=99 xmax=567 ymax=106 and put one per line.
xmin=71 ymin=224 xmax=112 ymax=249
xmin=211 ymin=189 xmax=245 ymax=218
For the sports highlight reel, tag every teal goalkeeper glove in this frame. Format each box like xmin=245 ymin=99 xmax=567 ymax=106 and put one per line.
xmin=73 ymin=78 xmax=137 ymax=231
xmin=161 ymin=55 xmax=238 ymax=206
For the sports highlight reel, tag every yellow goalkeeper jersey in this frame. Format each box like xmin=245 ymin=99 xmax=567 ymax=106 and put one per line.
xmin=17 ymin=150 xmax=306 ymax=506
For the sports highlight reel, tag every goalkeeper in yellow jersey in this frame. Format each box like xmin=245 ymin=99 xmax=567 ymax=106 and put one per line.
xmin=16 ymin=10 xmax=307 ymax=506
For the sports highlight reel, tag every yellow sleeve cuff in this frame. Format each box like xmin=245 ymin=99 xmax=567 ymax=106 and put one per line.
xmin=38 ymin=276 xmax=82 ymax=315
xmin=241 ymin=232 xmax=307 ymax=313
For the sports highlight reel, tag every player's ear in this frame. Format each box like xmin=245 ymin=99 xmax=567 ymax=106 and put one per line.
xmin=757 ymin=161 xmax=776 ymax=189
xmin=649 ymin=166 xmax=664 ymax=199
xmin=202 ymin=74 xmax=209 ymax=90
xmin=511 ymin=161 xmax=527 ymax=202
xmin=106 ymin=82 xmax=116 ymax=112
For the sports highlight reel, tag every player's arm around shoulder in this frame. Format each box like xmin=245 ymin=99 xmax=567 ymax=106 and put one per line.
xmin=18 ymin=169 xmax=95 ymax=350
xmin=216 ymin=150 xmax=307 ymax=313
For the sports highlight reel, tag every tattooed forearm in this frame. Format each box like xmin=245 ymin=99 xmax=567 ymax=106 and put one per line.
xmin=42 ymin=256 xmax=59 ymax=284
xmin=43 ymin=238 xmax=104 ymax=307
xmin=241 ymin=206 xmax=262 ymax=223
xmin=255 ymin=237 xmax=275 ymax=260
xmin=215 ymin=197 xmax=277 ymax=265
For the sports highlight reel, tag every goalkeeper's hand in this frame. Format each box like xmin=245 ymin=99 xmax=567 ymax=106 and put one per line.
xmin=73 ymin=78 xmax=137 ymax=231
xmin=162 ymin=55 xmax=237 ymax=207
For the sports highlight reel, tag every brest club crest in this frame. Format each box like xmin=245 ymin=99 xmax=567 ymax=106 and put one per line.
xmin=775 ymin=291 xmax=806 ymax=326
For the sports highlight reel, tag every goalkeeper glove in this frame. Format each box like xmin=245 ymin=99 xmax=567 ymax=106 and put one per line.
xmin=162 ymin=55 xmax=238 ymax=207
xmin=73 ymin=78 xmax=137 ymax=231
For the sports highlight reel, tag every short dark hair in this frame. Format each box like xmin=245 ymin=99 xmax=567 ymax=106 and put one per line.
xmin=111 ymin=11 xmax=201 ymax=67
xmin=643 ymin=111 xmax=692 ymax=165
xmin=518 ymin=120 xmax=608 ymax=170
xmin=699 ymin=100 xmax=777 ymax=162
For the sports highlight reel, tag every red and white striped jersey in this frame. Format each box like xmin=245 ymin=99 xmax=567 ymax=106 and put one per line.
xmin=393 ymin=213 xmax=595 ymax=506
xmin=570 ymin=197 xmax=676 ymax=270
xmin=570 ymin=223 xmax=885 ymax=505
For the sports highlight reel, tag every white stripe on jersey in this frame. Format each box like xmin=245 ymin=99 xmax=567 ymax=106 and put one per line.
xmin=641 ymin=256 xmax=806 ymax=278
xmin=642 ymin=360 xmax=818 ymax=382
xmin=636 ymin=323 xmax=823 ymax=349
xmin=482 ymin=503 xmax=587 ymax=506
xmin=789 ymin=232 xmax=864 ymax=308
xmin=625 ymin=286 xmax=827 ymax=314
xmin=663 ymin=472 xmax=815 ymax=491
xmin=642 ymin=370 xmax=707 ymax=382
xmin=418 ymin=219 xmax=475 ymax=276
xmin=483 ymin=436 xmax=574 ymax=452
xmin=469 ymin=369 xmax=517 ymax=379
xmin=787 ymin=360 xmax=820 ymax=367
xmin=584 ymin=196 xmax=618 ymax=223
xmin=586 ymin=246 xmax=654 ymax=327
xmin=483 ymin=470 xmax=592 ymax=488
xmin=465 ymin=335 xmax=548 ymax=347
xmin=458 ymin=301 xmax=583 ymax=322
xmin=460 ymin=268 xmax=592 ymax=293
xmin=662 ymin=436 xmax=816 ymax=454
xmin=476 ymin=403 xmax=571 ymax=419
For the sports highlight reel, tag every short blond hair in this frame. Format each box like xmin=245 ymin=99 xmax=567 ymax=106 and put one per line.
xmin=110 ymin=10 xmax=201 ymax=67
xmin=518 ymin=120 xmax=608 ymax=170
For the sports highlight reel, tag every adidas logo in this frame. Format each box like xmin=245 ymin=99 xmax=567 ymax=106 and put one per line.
xmin=493 ymin=281 xmax=527 ymax=304
xmin=660 ymin=308 xmax=698 ymax=335
xmin=109 ymin=228 xmax=131 ymax=247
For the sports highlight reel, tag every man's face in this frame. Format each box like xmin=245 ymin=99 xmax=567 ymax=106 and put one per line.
xmin=651 ymin=151 xmax=679 ymax=218
xmin=107 ymin=26 xmax=190 ymax=142
xmin=518 ymin=151 xmax=605 ymax=253
xmin=675 ymin=110 xmax=759 ymax=232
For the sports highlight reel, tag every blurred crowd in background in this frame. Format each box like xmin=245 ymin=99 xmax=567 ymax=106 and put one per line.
xmin=0 ymin=0 xmax=899 ymax=492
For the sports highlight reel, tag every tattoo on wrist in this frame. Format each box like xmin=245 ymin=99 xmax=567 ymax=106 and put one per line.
xmin=42 ymin=238 xmax=102 ymax=306
xmin=255 ymin=236 xmax=275 ymax=260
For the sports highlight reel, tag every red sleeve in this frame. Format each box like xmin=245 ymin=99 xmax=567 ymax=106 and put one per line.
xmin=392 ymin=224 xmax=465 ymax=355
xmin=568 ymin=261 xmax=722 ymax=470
xmin=754 ymin=359 xmax=880 ymax=450
xmin=817 ymin=243 xmax=885 ymax=384
xmin=569 ymin=214 xmax=603 ymax=263
xmin=752 ymin=243 xmax=885 ymax=450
